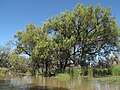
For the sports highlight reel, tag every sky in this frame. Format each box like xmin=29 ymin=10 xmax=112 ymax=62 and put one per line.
xmin=0 ymin=0 xmax=120 ymax=46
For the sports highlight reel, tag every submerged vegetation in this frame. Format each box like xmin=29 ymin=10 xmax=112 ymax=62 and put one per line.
xmin=0 ymin=3 xmax=120 ymax=80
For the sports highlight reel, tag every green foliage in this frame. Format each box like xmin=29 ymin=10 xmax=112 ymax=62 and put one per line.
xmin=0 ymin=44 xmax=11 ymax=68
xmin=14 ymin=24 xmax=36 ymax=56
xmin=64 ymin=67 xmax=81 ymax=77
xmin=112 ymin=64 xmax=120 ymax=76
xmin=0 ymin=68 xmax=8 ymax=74
xmin=72 ymin=67 xmax=81 ymax=77
xmin=80 ymin=69 xmax=88 ymax=76
xmin=92 ymin=68 xmax=112 ymax=77
xmin=9 ymin=53 xmax=29 ymax=73
xmin=88 ymin=68 xmax=93 ymax=77
xmin=56 ymin=73 xmax=71 ymax=81
xmin=13 ymin=3 xmax=120 ymax=76
xmin=95 ymin=76 xmax=120 ymax=83
xmin=44 ymin=3 xmax=119 ymax=68
xmin=105 ymin=77 xmax=120 ymax=82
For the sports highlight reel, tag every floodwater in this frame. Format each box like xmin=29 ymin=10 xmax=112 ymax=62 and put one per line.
xmin=0 ymin=75 xmax=120 ymax=90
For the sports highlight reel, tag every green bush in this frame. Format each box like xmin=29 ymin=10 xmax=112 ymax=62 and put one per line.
xmin=107 ymin=68 xmax=112 ymax=75
xmin=92 ymin=68 xmax=110 ymax=77
xmin=64 ymin=67 xmax=81 ymax=77
xmin=56 ymin=73 xmax=71 ymax=80
xmin=0 ymin=68 xmax=8 ymax=74
xmin=64 ymin=67 xmax=70 ymax=74
xmin=112 ymin=64 xmax=120 ymax=76
xmin=88 ymin=68 xmax=93 ymax=77
xmin=80 ymin=69 xmax=88 ymax=76
xmin=73 ymin=67 xmax=81 ymax=77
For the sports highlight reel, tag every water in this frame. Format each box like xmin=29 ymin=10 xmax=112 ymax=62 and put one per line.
xmin=0 ymin=75 xmax=120 ymax=90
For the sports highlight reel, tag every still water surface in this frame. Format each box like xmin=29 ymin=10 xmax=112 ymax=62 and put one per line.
xmin=0 ymin=75 xmax=120 ymax=90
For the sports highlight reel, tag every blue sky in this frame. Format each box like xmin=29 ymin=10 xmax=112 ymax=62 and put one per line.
xmin=0 ymin=0 xmax=120 ymax=46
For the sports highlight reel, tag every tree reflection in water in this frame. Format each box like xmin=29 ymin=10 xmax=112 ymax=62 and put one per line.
xmin=0 ymin=76 xmax=120 ymax=90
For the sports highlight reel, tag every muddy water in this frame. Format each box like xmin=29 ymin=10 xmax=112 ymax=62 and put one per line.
xmin=0 ymin=75 xmax=120 ymax=90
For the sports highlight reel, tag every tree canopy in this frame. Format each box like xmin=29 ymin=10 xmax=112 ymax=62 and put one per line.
xmin=13 ymin=3 xmax=120 ymax=75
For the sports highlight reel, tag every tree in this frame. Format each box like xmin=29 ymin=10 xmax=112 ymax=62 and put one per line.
xmin=14 ymin=24 xmax=36 ymax=57
xmin=14 ymin=24 xmax=38 ymax=74
xmin=9 ymin=53 xmax=29 ymax=73
xmin=0 ymin=42 xmax=12 ymax=68
xmin=14 ymin=3 xmax=119 ymax=76
xmin=43 ymin=3 xmax=119 ymax=68
xmin=33 ymin=27 xmax=58 ymax=75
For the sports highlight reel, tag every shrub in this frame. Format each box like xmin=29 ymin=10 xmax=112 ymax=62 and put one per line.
xmin=88 ymin=68 xmax=93 ymax=77
xmin=64 ymin=67 xmax=81 ymax=77
xmin=56 ymin=73 xmax=71 ymax=80
xmin=112 ymin=64 xmax=120 ymax=76
xmin=93 ymin=68 xmax=110 ymax=77
xmin=73 ymin=67 xmax=81 ymax=77
xmin=0 ymin=68 xmax=8 ymax=74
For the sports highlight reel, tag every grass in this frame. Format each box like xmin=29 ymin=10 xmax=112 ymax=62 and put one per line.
xmin=64 ymin=67 xmax=81 ymax=77
xmin=55 ymin=66 xmax=120 ymax=84
xmin=56 ymin=73 xmax=71 ymax=81
xmin=112 ymin=64 xmax=120 ymax=76
xmin=55 ymin=67 xmax=80 ymax=81
xmin=94 ymin=76 xmax=120 ymax=83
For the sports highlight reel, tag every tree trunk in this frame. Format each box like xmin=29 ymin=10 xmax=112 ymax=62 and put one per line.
xmin=60 ymin=60 xmax=63 ymax=72
xmin=45 ymin=60 xmax=48 ymax=76
xmin=73 ymin=44 xmax=76 ymax=65
xmin=63 ymin=58 xmax=68 ymax=71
